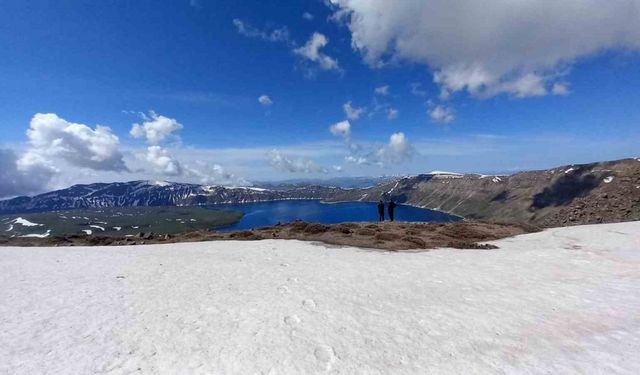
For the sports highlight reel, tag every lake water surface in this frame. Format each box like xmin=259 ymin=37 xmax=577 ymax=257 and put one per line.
xmin=212 ymin=200 xmax=461 ymax=231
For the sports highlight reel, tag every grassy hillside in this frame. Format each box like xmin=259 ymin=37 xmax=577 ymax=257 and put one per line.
xmin=0 ymin=206 xmax=243 ymax=237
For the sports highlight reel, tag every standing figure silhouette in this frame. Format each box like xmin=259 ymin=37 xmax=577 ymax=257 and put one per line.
xmin=377 ymin=200 xmax=385 ymax=222
xmin=388 ymin=199 xmax=397 ymax=222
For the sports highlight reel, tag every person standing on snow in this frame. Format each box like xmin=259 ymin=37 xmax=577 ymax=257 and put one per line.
xmin=377 ymin=200 xmax=385 ymax=221
xmin=388 ymin=199 xmax=397 ymax=222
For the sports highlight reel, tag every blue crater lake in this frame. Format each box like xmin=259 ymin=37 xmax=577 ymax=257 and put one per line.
xmin=211 ymin=200 xmax=461 ymax=231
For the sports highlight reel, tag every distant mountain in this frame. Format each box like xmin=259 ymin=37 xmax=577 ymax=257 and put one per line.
xmin=2 ymin=158 xmax=640 ymax=228
xmin=0 ymin=180 xmax=342 ymax=214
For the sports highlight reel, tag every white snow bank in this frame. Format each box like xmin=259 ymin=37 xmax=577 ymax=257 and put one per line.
xmin=238 ymin=186 xmax=268 ymax=192
xmin=19 ymin=230 xmax=51 ymax=238
xmin=13 ymin=217 xmax=41 ymax=227
xmin=429 ymin=170 xmax=462 ymax=175
xmin=604 ymin=176 xmax=614 ymax=183
xmin=1 ymin=222 xmax=640 ymax=374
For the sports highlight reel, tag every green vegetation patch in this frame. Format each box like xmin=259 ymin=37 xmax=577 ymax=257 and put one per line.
xmin=0 ymin=206 xmax=243 ymax=238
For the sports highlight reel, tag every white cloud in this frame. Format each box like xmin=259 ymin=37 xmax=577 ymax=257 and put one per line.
xmin=130 ymin=111 xmax=183 ymax=145
xmin=552 ymin=82 xmax=570 ymax=96
xmin=232 ymin=19 xmax=292 ymax=44
xmin=21 ymin=113 xmax=127 ymax=172
xmin=329 ymin=120 xmax=352 ymax=139
xmin=0 ymin=149 xmax=55 ymax=198
xmin=374 ymin=85 xmax=389 ymax=96
xmin=145 ymin=146 xmax=183 ymax=176
xmin=410 ymin=82 xmax=427 ymax=97
xmin=267 ymin=149 xmax=328 ymax=174
xmin=343 ymin=101 xmax=365 ymax=120
xmin=429 ymin=105 xmax=456 ymax=124
xmin=387 ymin=108 xmax=399 ymax=120
xmin=330 ymin=0 xmax=640 ymax=98
xmin=344 ymin=132 xmax=415 ymax=166
xmin=258 ymin=95 xmax=273 ymax=106
xmin=185 ymin=162 xmax=249 ymax=186
xmin=303 ymin=12 xmax=314 ymax=20
xmin=374 ymin=132 xmax=415 ymax=165
xmin=332 ymin=165 xmax=343 ymax=172
xmin=294 ymin=32 xmax=340 ymax=71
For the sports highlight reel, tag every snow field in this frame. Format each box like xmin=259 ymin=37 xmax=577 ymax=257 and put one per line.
xmin=1 ymin=222 xmax=639 ymax=374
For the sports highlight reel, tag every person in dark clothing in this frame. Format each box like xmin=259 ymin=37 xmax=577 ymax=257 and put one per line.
xmin=388 ymin=199 xmax=397 ymax=222
xmin=377 ymin=200 xmax=385 ymax=221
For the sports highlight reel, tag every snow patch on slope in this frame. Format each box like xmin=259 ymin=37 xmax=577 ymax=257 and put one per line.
xmin=19 ymin=229 xmax=51 ymax=238
xmin=14 ymin=217 xmax=42 ymax=227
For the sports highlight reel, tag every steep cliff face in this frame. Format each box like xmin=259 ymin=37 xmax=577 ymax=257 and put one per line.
xmin=328 ymin=158 xmax=640 ymax=227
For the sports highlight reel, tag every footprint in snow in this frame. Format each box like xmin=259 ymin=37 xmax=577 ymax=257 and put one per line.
xmin=302 ymin=299 xmax=317 ymax=311
xmin=284 ymin=315 xmax=300 ymax=326
xmin=277 ymin=285 xmax=289 ymax=294
xmin=314 ymin=345 xmax=336 ymax=371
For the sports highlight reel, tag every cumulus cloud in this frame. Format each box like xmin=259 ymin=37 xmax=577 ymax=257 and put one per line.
xmin=330 ymin=0 xmax=640 ymax=98
xmin=344 ymin=132 xmax=415 ymax=166
xmin=294 ymin=32 xmax=340 ymax=71
xmin=145 ymin=146 xmax=183 ymax=176
xmin=429 ymin=104 xmax=456 ymax=124
xmin=387 ymin=108 xmax=399 ymax=120
xmin=0 ymin=148 xmax=55 ymax=198
xmin=267 ymin=149 xmax=328 ymax=174
xmin=379 ymin=132 xmax=414 ymax=164
xmin=330 ymin=119 xmax=414 ymax=167
xmin=343 ymin=102 xmax=365 ymax=120
xmin=258 ymin=95 xmax=273 ymax=106
xmin=233 ymin=19 xmax=292 ymax=44
xmin=21 ymin=113 xmax=127 ymax=172
xmin=374 ymin=85 xmax=389 ymax=96
xmin=185 ymin=162 xmax=249 ymax=186
xmin=329 ymin=120 xmax=352 ymax=139
xmin=130 ymin=111 xmax=183 ymax=145
xmin=303 ymin=12 xmax=314 ymax=20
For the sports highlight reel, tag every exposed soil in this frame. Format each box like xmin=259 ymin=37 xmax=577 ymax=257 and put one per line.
xmin=0 ymin=220 xmax=535 ymax=251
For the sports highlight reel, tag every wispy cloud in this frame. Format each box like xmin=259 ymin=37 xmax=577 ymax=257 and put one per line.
xmin=233 ymin=19 xmax=293 ymax=45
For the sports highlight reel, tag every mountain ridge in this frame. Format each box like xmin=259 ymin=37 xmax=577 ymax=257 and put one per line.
xmin=2 ymin=158 xmax=640 ymax=228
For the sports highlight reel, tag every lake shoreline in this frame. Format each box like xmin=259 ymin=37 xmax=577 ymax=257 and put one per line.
xmin=211 ymin=199 xmax=461 ymax=231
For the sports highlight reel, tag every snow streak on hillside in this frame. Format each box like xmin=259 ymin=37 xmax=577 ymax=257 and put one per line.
xmin=1 ymin=222 xmax=639 ymax=374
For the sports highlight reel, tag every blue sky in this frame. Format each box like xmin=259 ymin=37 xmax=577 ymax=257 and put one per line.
xmin=1 ymin=0 xmax=640 ymax=196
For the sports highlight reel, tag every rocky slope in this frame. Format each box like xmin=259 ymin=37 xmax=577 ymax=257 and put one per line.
xmin=328 ymin=158 xmax=640 ymax=227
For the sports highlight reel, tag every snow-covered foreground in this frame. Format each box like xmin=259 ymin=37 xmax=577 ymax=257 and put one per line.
xmin=1 ymin=222 xmax=639 ymax=374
